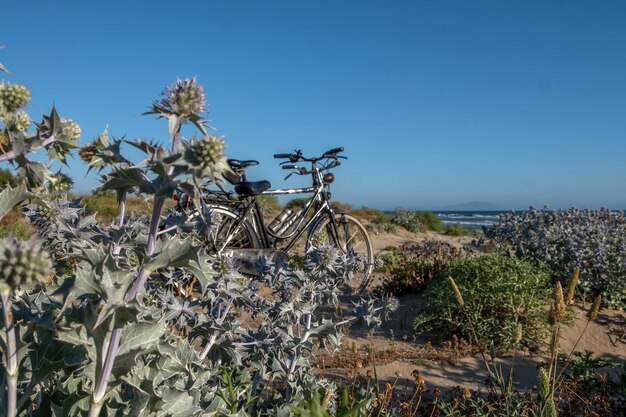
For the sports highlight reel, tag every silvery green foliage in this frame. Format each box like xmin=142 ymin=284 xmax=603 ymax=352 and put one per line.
xmin=1 ymin=72 xmax=384 ymax=417
xmin=484 ymin=207 xmax=626 ymax=307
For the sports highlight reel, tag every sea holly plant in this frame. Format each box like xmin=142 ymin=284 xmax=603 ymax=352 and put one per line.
xmin=484 ymin=207 xmax=626 ymax=307
xmin=0 ymin=65 xmax=388 ymax=417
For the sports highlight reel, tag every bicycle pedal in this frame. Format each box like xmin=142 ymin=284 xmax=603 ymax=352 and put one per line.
xmin=223 ymin=248 xmax=289 ymax=276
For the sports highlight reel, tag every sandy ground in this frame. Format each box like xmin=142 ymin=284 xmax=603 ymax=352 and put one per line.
xmin=317 ymin=229 xmax=626 ymax=392
xmin=320 ymin=299 xmax=626 ymax=392
xmin=368 ymin=228 xmax=476 ymax=253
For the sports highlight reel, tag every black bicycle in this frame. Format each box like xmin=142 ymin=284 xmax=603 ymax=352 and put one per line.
xmin=162 ymin=147 xmax=374 ymax=292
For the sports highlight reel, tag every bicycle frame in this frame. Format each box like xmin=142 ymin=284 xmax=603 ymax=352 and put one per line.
xmin=210 ymin=161 xmax=342 ymax=254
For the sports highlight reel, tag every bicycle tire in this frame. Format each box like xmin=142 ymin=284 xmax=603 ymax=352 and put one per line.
xmin=208 ymin=206 xmax=260 ymax=253
xmin=305 ymin=212 xmax=374 ymax=293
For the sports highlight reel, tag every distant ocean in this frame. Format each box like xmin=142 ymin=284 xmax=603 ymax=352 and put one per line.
xmin=435 ymin=211 xmax=503 ymax=232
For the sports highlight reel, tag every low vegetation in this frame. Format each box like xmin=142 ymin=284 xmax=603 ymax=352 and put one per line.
xmin=414 ymin=210 xmax=443 ymax=232
xmin=413 ymin=253 xmax=552 ymax=351
xmin=0 ymin=208 xmax=32 ymax=239
xmin=80 ymin=193 xmax=156 ymax=223
xmin=443 ymin=221 xmax=470 ymax=236
xmin=349 ymin=207 xmax=397 ymax=233
xmin=376 ymin=240 xmax=475 ymax=295
xmin=391 ymin=208 xmax=423 ymax=233
xmin=485 ymin=207 xmax=626 ymax=307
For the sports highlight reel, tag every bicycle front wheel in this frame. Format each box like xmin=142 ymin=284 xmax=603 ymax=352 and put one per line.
xmin=307 ymin=213 xmax=374 ymax=293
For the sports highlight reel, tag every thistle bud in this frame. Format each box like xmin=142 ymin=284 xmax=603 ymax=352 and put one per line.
xmin=39 ymin=204 xmax=57 ymax=224
xmin=0 ymin=238 xmax=52 ymax=292
xmin=79 ymin=144 xmax=97 ymax=163
xmin=448 ymin=276 xmax=465 ymax=308
xmin=587 ymin=295 xmax=601 ymax=321
xmin=374 ymin=257 xmax=385 ymax=270
xmin=213 ymin=255 xmax=237 ymax=278
xmin=564 ymin=268 xmax=579 ymax=305
xmin=552 ymin=281 xmax=566 ymax=320
xmin=13 ymin=110 xmax=30 ymax=132
xmin=354 ymin=260 xmax=365 ymax=272
xmin=47 ymin=172 xmax=73 ymax=192
xmin=190 ymin=135 xmax=227 ymax=179
xmin=60 ymin=118 xmax=81 ymax=143
xmin=160 ymin=77 xmax=206 ymax=117
xmin=0 ymin=83 xmax=31 ymax=112
xmin=197 ymin=135 xmax=224 ymax=165
xmin=311 ymin=230 xmax=329 ymax=247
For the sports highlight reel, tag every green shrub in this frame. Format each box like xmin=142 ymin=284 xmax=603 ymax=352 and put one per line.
xmin=390 ymin=209 xmax=448 ymax=233
xmin=350 ymin=207 xmax=397 ymax=234
xmin=0 ymin=168 xmax=17 ymax=186
xmin=0 ymin=218 xmax=32 ymax=240
xmin=330 ymin=201 xmax=353 ymax=212
xmin=81 ymin=194 xmax=155 ymax=224
xmin=413 ymin=253 xmax=552 ymax=351
xmin=81 ymin=195 xmax=119 ymax=222
xmin=348 ymin=207 xmax=387 ymax=222
xmin=416 ymin=211 xmax=443 ymax=232
xmin=256 ymin=194 xmax=282 ymax=221
xmin=376 ymin=240 xmax=475 ymax=295
xmin=286 ymin=197 xmax=308 ymax=210
xmin=391 ymin=208 xmax=422 ymax=233
xmin=444 ymin=222 xmax=469 ymax=236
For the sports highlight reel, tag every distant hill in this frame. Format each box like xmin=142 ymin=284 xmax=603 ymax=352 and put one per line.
xmin=440 ymin=201 xmax=500 ymax=211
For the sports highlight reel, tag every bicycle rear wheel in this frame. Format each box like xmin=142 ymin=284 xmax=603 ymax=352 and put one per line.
xmin=161 ymin=205 xmax=259 ymax=253
xmin=306 ymin=213 xmax=374 ymax=293
xmin=201 ymin=206 xmax=259 ymax=253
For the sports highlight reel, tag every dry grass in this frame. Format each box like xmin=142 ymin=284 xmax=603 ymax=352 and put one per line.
xmin=79 ymin=194 xmax=175 ymax=224
xmin=315 ymin=335 xmax=480 ymax=371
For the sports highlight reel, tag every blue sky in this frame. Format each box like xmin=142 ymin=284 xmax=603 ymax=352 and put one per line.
xmin=2 ymin=1 xmax=626 ymax=210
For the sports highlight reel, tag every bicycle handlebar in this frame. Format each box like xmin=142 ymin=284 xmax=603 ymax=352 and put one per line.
xmin=323 ymin=147 xmax=344 ymax=157
xmin=274 ymin=147 xmax=344 ymax=163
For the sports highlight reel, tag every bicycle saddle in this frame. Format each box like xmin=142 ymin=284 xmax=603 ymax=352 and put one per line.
xmin=234 ymin=180 xmax=271 ymax=196
xmin=227 ymin=159 xmax=258 ymax=169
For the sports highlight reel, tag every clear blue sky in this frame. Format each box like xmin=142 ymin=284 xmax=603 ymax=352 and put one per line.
xmin=2 ymin=1 xmax=626 ymax=210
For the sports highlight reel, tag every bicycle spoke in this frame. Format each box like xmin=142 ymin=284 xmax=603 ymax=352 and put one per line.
xmin=345 ymin=230 xmax=359 ymax=248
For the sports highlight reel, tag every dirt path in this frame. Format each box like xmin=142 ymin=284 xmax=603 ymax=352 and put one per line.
xmin=369 ymin=229 xmax=475 ymax=253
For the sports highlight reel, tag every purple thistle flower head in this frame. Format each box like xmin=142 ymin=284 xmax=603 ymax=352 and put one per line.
xmin=315 ymin=243 xmax=340 ymax=267
xmin=159 ymin=77 xmax=206 ymax=118
xmin=382 ymin=294 xmax=400 ymax=313
xmin=213 ymin=254 xmax=238 ymax=279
